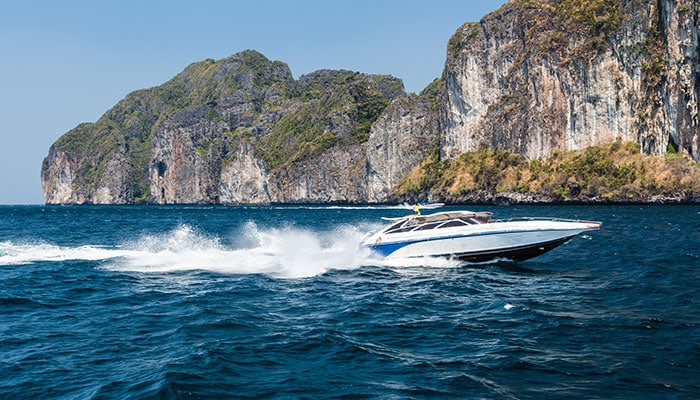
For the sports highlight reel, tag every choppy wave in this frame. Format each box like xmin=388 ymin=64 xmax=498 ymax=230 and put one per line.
xmin=1 ymin=205 xmax=698 ymax=399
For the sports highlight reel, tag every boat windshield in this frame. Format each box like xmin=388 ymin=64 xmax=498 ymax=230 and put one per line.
xmin=414 ymin=222 xmax=442 ymax=231
xmin=439 ymin=220 xmax=468 ymax=228
xmin=385 ymin=220 xmax=405 ymax=232
xmin=384 ymin=213 xmax=489 ymax=234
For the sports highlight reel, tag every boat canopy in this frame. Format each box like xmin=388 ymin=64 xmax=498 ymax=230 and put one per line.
xmin=381 ymin=211 xmax=493 ymax=233
xmin=408 ymin=211 xmax=492 ymax=225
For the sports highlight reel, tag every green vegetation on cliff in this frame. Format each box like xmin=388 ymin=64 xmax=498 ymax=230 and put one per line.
xmin=509 ymin=0 xmax=622 ymax=57
xmin=45 ymin=51 xmax=401 ymax=202
xmin=255 ymin=70 xmax=399 ymax=170
xmin=47 ymin=50 xmax=295 ymax=202
xmin=449 ymin=0 xmax=623 ymax=62
xmin=398 ymin=141 xmax=700 ymax=202
xmin=50 ymin=122 xmax=121 ymax=197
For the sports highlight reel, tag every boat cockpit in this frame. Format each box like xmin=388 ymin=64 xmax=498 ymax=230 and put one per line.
xmin=383 ymin=211 xmax=493 ymax=235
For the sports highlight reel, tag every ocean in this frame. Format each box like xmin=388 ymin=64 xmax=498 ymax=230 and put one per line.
xmin=0 ymin=204 xmax=698 ymax=399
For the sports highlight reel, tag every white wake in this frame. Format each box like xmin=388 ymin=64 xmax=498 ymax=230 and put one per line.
xmin=110 ymin=223 xmax=375 ymax=278
xmin=0 ymin=222 xmax=468 ymax=278
xmin=0 ymin=224 xmax=373 ymax=279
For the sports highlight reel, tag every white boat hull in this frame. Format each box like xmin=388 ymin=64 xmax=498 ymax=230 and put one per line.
xmin=363 ymin=219 xmax=599 ymax=262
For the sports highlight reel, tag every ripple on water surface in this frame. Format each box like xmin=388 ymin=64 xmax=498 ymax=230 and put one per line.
xmin=0 ymin=205 xmax=698 ymax=398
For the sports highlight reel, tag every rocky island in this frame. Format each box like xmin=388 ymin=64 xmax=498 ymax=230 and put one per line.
xmin=42 ymin=0 xmax=700 ymax=204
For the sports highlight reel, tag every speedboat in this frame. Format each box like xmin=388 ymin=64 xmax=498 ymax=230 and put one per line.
xmin=362 ymin=210 xmax=601 ymax=262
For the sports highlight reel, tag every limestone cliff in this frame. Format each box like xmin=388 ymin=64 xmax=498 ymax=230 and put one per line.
xmin=42 ymin=0 xmax=700 ymax=205
xmin=42 ymin=50 xmax=436 ymax=204
xmin=441 ymin=0 xmax=699 ymax=162
xmin=364 ymin=93 xmax=440 ymax=202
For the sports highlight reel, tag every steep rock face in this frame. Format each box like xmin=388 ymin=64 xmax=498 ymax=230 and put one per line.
xmin=253 ymin=69 xmax=404 ymax=203
xmin=271 ymin=144 xmax=367 ymax=203
xmin=365 ymin=94 xmax=440 ymax=202
xmin=42 ymin=128 xmax=133 ymax=204
xmin=659 ymin=0 xmax=700 ymax=158
xmin=90 ymin=149 xmax=132 ymax=204
xmin=42 ymin=1 xmax=700 ymax=205
xmin=150 ymin=112 xmax=230 ymax=204
xmin=441 ymin=0 xmax=699 ymax=162
xmin=219 ymin=139 xmax=272 ymax=204
xmin=42 ymin=50 xmax=414 ymax=204
xmin=41 ymin=150 xmax=75 ymax=204
xmin=148 ymin=51 xmax=296 ymax=204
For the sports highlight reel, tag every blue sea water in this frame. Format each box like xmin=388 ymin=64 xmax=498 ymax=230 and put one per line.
xmin=0 ymin=204 xmax=698 ymax=399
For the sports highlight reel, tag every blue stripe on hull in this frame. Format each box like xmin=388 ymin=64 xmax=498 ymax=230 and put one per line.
xmin=369 ymin=241 xmax=411 ymax=257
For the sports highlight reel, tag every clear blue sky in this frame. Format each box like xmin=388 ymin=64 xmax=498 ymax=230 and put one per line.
xmin=0 ymin=0 xmax=505 ymax=204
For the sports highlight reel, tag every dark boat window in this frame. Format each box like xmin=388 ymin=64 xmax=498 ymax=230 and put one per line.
xmin=414 ymin=222 xmax=441 ymax=231
xmin=385 ymin=221 xmax=406 ymax=232
xmin=387 ymin=224 xmax=419 ymax=234
xmin=438 ymin=220 xmax=467 ymax=228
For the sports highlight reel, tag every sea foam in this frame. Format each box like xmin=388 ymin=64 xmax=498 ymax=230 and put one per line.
xmin=105 ymin=223 xmax=372 ymax=279
xmin=0 ymin=222 xmax=465 ymax=278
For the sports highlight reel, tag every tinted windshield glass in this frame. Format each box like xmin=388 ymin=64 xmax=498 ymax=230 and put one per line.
xmin=438 ymin=220 xmax=467 ymax=228
xmin=414 ymin=222 xmax=441 ymax=230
